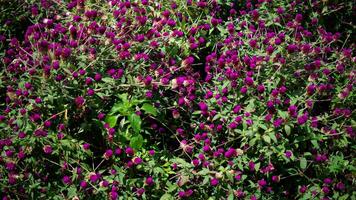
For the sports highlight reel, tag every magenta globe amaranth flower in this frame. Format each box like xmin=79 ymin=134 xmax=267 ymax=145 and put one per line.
xmin=272 ymin=175 xmax=280 ymax=183
xmin=125 ymin=147 xmax=134 ymax=156
xmin=133 ymin=157 xmax=143 ymax=165
xmin=210 ymin=178 xmax=219 ymax=186
xmin=62 ymin=176 xmax=71 ymax=185
xmin=83 ymin=143 xmax=90 ymax=150
xmin=75 ymin=96 xmax=85 ymax=107
xmin=336 ymin=182 xmax=345 ymax=190
xmin=145 ymin=176 xmax=154 ymax=186
xmin=258 ymin=179 xmax=267 ymax=188
xmin=43 ymin=145 xmax=53 ymax=154
xmin=104 ymin=149 xmax=113 ymax=159
xmin=285 ymin=150 xmax=292 ymax=158
xmin=198 ymin=102 xmax=208 ymax=111
xmin=89 ymin=173 xmax=100 ymax=183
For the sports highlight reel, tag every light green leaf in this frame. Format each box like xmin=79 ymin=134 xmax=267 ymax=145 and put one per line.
xmin=263 ymin=135 xmax=271 ymax=144
xmin=141 ymin=103 xmax=157 ymax=116
xmin=255 ymin=162 xmax=261 ymax=171
xmin=105 ymin=115 xmax=118 ymax=128
xmin=110 ymin=102 xmax=124 ymax=115
xmin=268 ymin=132 xmax=277 ymax=143
xmin=300 ymin=157 xmax=307 ymax=169
xmin=160 ymin=193 xmax=174 ymax=200
xmin=228 ymin=193 xmax=234 ymax=200
xmin=67 ymin=187 xmax=77 ymax=198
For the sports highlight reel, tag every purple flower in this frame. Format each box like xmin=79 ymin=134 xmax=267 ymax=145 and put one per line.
xmin=240 ymin=86 xmax=248 ymax=94
xmin=323 ymin=178 xmax=332 ymax=184
xmin=89 ymin=173 xmax=100 ymax=182
xmin=192 ymin=159 xmax=200 ymax=167
xmin=272 ymin=176 xmax=280 ymax=183
xmin=322 ymin=186 xmax=330 ymax=194
xmin=257 ymin=84 xmax=265 ymax=93
xmin=104 ymin=149 xmax=113 ymax=159
xmin=178 ymin=191 xmax=185 ymax=198
xmin=297 ymin=114 xmax=308 ymax=125
xmin=94 ymin=73 xmax=102 ymax=81
xmin=336 ymin=182 xmax=345 ymax=190
xmin=43 ymin=145 xmax=53 ymax=154
xmin=87 ymin=88 xmax=95 ymax=96
xmin=258 ymin=179 xmax=267 ymax=188
xmin=125 ymin=147 xmax=134 ymax=156
xmin=136 ymin=188 xmax=145 ymax=196
xmin=133 ymin=157 xmax=142 ymax=165
xmin=61 ymin=48 xmax=71 ymax=58
xmin=224 ymin=148 xmax=236 ymax=158
xmin=210 ymin=178 xmax=219 ymax=186
xmin=273 ymin=118 xmax=283 ymax=128
xmin=299 ymin=185 xmax=307 ymax=193
xmin=75 ymin=96 xmax=85 ymax=107
xmin=145 ymin=176 xmax=154 ymax=186
xmin=285 ymin=151 xmax=292 ymax=158
xmin=80 ymin=180 xmax=87 ymax=188
xmin=229 ymin=122 xmax=238 ymax=129
xmin=149 ymin=150 xmax=155 ymax=156
xmin=244 ymin=76 xmax=254 ymax=86
xmin=83 ymin=143 xmax=90 ymax=150
xmin=62 ymin=176 xmax=71 ymax=185
xmin=198 ymin=102 xmax=208 ymax=111
xmin=249 ymin=161 xmax=255 ymax=171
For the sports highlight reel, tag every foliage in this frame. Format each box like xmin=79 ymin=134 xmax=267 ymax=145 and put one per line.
xmin=0 ymin=0 xmax=355 ymax=199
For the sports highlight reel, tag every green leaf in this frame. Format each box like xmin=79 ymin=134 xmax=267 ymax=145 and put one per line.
xmin=130 ymin=134 xmax=143 ymax=149
xmin=141 ymin=103 xmax=157 ymax=116
xmin=202 ymin=176 xmax=210 ymax=185
xmin=255 ymin=162 xmax=261 ymax=171
xmin=228 ymin=193 xmax=234 ymax=200
xmin=197 ymin=168 xmax=210 ymax=175
xmin=102 ymin=77 xmax=114 ymax=83
xmin=284 ymin=125 xmax=291 ymax=135
xmin=311 ymin=140 xmax=319 ymax=149
xmin=192 ymin=110 xmax=201 ymax=115
xmin=166 ymin=181 xmax=177 ymax=193
xmin=263 ymin=135 xmax=271 ymax=144
xmin=128 ymin=113 xmax=141 ymax=134
xmin=110 ymin=102 xmax=124 ymax=115
xmin=171 ymin=158 xmax=192 ymax=168
xmin=118 ymin=93 xmax=128 ymax=102
xmin=300 ymin=157 xmax=307 ymax=169
xmin=249 ymin=138 xmax=257 ymax=146
xmin=105 ymin=115 xmax=118 ymax=128
xmin=160 ymin=194 xmax=174 ymax=200
xmin=268 ymin=132 xmax=277 ymax=143
xmin=67 ymin=187 xmax=77 ymax=198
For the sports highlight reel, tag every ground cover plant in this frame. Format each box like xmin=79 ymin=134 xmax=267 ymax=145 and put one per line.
xmin=0 ymin=0 xmax=355 ymax=199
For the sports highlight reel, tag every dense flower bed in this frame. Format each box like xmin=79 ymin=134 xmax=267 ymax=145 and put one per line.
xmin=0 ymin=0 xmax=355 ymax=199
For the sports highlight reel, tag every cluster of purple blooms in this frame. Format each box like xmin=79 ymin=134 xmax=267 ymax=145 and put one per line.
xmin=0 ymin=0 xmax=355 ymax=199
